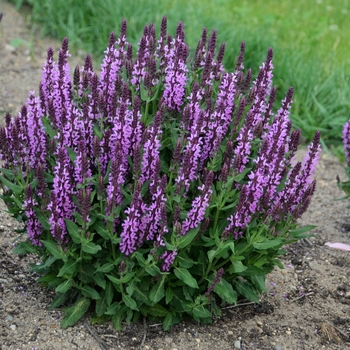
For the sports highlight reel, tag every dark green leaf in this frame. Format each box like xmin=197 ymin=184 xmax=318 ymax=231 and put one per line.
xmin=50 ymin=291 xmax=70 ymax=308
xmin=34 ymin=209 xmax=51 ymax=230
xmin=177 ymin=227 xmax=199 ymax=249
xmin=235 ymin=279 xmax=259 ymax=303
xmin=42 ymin=240 xmax=65 ymax=260
xmin=165 ymin=287 xmax=174 ymax=305
xmin=122 ymin=294 xmax=138 ymax=311
xmin=133 ymin=286 xmax=151 ymax=305
xmin=65 ymin=219 xmax=82 ymax=244
xmin=120 ymin=272 xmax=135 ymax=283
xmin=94 ymin=272 xmax=106 ymax=289
xmin=82 ymin=242 xmax=102 ymax=254
xmin=229 ymin=259 xmax=247 ymax=273
xmin=61 ymin=297 xmax=91 ymax=329
xmin=97 ymin=263 xmax=115 ymax=273
xmin=106 ymin=302 xmax=121 ymax=315
xmin=105 ymin=281 xmax=114 ymax=306
xmin=253 ymin=239 xmax=283 ymax=250
xmin=174 ymin=267 xmax=199 ymax=289
xmin=145 ymin=264 xmax=161 ymax=276
xmin=112 ymin=312 xmax=124 ymax=330
xmin=0 ymin=175 xmax=23 ymax=194
xmin=95 ymin=290 xmax=108 ymax=317
xmin=93 ymin=220 xmax=111 ymax=239
xmin=55 ymin=279 xmax=73 ymax=293
xmin=0 ymin=168 xmax=15 ymax=179
xmin=82 ymin=286 xmax=100 ymax=300
xmin=214 ymin=278 xmax=237 ymax=304
xmin=57 ymin=259 xmax=80 ymax=277
xmin=149 ymin=277 xmax=165 ymax=304
xmin=147 ymin=304 xmax=168 ymax=317
xmin=289 ymin=225 xmax=316 ymax=238
xmin=163 ymin=312 xmax=174 ymax=331
xmin=250 ymin=275 xmax=266 ymax=293
xmin=13 ymin=241 xmax=37 ymax=255
xmin=192 ymin=305 xmax=211 ymax=320
xmin=177 ymin=254 xmax=196 ymax=268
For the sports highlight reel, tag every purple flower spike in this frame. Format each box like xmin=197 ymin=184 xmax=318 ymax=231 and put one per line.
xmin=47 ymin=147 xmax=75 ymax=241
xmin=160 ymin=250 xmax=177 ymax=272
xmin=182 ymin=173 xmax=213 ymax=235
xmin=26 ymin=92 xmax=47 ymax=169
xmin=23 ymin=185 xmax=43 ymax=246
xmin=120 ymin=183 xmax=148 ymax=255
xmin=163 ymin=26 xmax=188 ymax=111
xmin=343 ymin=120 xmax=350 ymax=165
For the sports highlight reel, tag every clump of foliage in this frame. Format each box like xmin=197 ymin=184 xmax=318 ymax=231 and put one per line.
xmin=0 ymin=17 xmax=320 ymax=330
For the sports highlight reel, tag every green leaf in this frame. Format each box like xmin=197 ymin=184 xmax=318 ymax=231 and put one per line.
xmin=122 ymin=294 xmax=138 ymax=311
xmin=174 ymin=267 xmax=199 ymax=289
xmin=50 ymin=291 xmax=70 ymax=308
xmin=289 ymin=225 xmax=316 ymax=238
xmin=93 ymin=220 xmax=111 ymax=240
xmin=250 ymin=275 xmax=266 ymax=293
xmin=106 ymin=302 xmax=121 ymax=315
xmin=235 ymin=279 xmax=259 ymax=303
xmin=34 ymin=209 xmax=51 ymax=230
xmin=253 ymin=239 xmax=283 ymax=250
xmin=112 ymin=313 xmax=124 ymax=330
xmin=177 ymin=254 xmax=196 ymax=268
xmin=0 ymin=175 xmax=23 ymax=194
xmin=145 ymin=264 xmax=161 ymax=276
xmin=105 ymin=281 xmax=114 ymax=306
xmin=61 ymin=297 xmax=91 ymax=329
xmin=82 ymin=286 xmax=100 ymax=300
xmin=82 ymin=242 xmax=102 ymax=254
xmin=65 ymin=219 xmax=82 ymax=244
xmin=42 ymin=240 xmax=65 ymax=260
xmin=120 ymin=272 xmax=136 ymax=283
xmin=229 ymin=259 xmax=247 ymax=273
xmin=214 ymin=278 xmax=237 ymax=304
xmin=133 ymin=286 xmax=151 ymax=305
xmin=95 ymin=290 xmax=108 ymax=317
xmin=177 ymin=227 xmax=199 ymax=249
xmin=163 ymin=312 xmax=174 ymax=331
xmin=13 ymin=241 xmax=37 ymax=255
xmin=94 ymin=272 xmax=106 ymax=289
xmin=55 ymin=279 xmax=73 ymax=293
xmin=147 ymin=304 xmax=168 ymax=317
xmin=149 ymin=277 xmax=165 ymax=304
xmin=97 ymin=263 xmax=115 ymax=273
xmin=165 ymin=287 xmax=174 ymax=305
xmin=192 ymin=305 xmax=211 ymax=320
xmin=0 ymin=168 xmax=15 ymax=179
xmin=57 ymin=259 xmax=80 ymax=277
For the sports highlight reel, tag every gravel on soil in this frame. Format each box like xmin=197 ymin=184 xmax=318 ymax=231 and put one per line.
xmin=0 ymin=1 xmax=350 ymax=349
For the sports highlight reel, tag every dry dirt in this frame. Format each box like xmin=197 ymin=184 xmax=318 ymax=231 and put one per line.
xmin=0 ymin=1 xmax=350 ymax=349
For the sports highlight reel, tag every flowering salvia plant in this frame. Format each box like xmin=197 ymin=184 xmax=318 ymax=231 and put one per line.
xmin=0 ymin=17 xmax=321 ymax=330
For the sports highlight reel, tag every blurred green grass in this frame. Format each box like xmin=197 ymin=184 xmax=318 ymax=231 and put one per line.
xmin=7 ymin=0 xmax=350 ymax=154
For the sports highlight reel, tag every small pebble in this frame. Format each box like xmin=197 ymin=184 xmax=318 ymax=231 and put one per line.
xmin=7 ymin=315 xmax=14 ymax=322
xmin=10 ymin=324 xmax=16 ymax=331
xmin=275 ymin=345 xmax=283 ymax=350
xmin=0 ymin=279 xmax=8 ymax=284
xmin=234 ymin=340 xmax=241 ymax=349
xmin=164 ymin=337 xmax=173 ymax=344
xmin=228 ymin=330 xmax=233 ymax=335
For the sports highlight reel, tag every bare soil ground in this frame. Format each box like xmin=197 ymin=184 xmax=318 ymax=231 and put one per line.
xmin=0 ymin=1 xmax=350 ymax=349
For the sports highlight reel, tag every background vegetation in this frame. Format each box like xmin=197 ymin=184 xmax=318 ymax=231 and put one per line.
xmin=6 ymin=0 xmax=350 ymax=156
